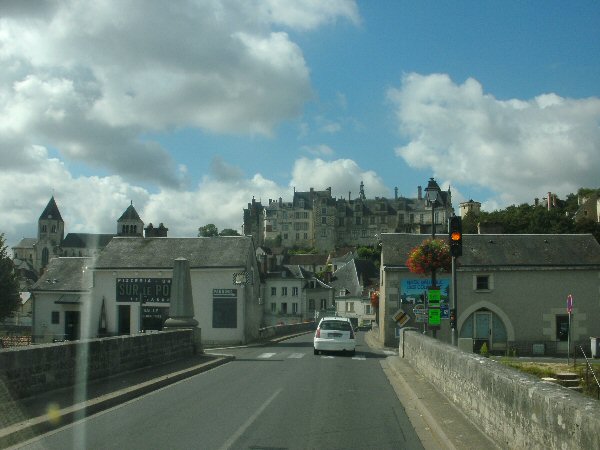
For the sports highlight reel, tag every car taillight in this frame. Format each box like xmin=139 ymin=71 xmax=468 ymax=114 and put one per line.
xmin=315 ymin=328 xmax=321 ymax=338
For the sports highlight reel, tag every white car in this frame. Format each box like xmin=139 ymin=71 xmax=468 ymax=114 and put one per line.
xmin=313 ymin=317 xmax=356 ymax=356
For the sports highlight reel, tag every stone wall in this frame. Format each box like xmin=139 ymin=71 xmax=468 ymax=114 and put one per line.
xmin=400 ymin=329 xmax=600 ymax=450
xmin=0 ymin=330 xmax=196 ymax=400
xmin=258 ymin=321 xmax=315 ymax=340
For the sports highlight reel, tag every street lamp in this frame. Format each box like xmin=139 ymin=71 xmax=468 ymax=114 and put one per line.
xmin=424 ymin=177 xmax=441 ymax=285
xmin=424 ymin=177 xmax=442 ymax=337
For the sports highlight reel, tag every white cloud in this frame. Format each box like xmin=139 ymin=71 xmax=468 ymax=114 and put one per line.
xmin=290 ymin=157 xmax=389 ymax=198
xmin=0 ymin=0 xmax=357 ymax=187
xmin=302 ymin=144 xmax=335 ymax=156
xmin=388 ymin=73 xmax=600 ymax=206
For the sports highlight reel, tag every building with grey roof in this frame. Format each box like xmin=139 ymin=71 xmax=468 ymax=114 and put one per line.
xmin=377 ymin=233 xmax=600 ymax=354
xmin=31 ymin=257 xmax=93 ymax=341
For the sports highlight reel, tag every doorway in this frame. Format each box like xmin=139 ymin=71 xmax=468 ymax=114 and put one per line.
xmin=118 ymin=305 xmax=131 ymax=335
xmin=64 ymin=311 xmax=80 ymax=341
xmin=473 ymin=311 xmax=491 ymax=352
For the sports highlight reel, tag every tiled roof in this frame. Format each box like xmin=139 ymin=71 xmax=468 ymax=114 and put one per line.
xmin=380 ymin=233 xmax=600 ymax=268
xmin=330 ymin=260 xmax=362 ymax=296
xmin=94 ymin=237 xmax=253 ymax=269
xmin=32 ymin=257 xmax=93 ymax=292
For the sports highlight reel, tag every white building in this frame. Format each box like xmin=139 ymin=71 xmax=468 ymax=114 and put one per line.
xmin=32 ymin=236 xmax=263 ymax=346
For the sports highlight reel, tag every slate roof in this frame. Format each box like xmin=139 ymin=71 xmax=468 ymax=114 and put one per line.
xmin=286 ymin=254 xmax=328 ymax=266
xmin=117 ymin=204 xmax=142 ymax=221
xmin=32 ymin=257 xmax=93 ymax=292
xmin=330 ymin=260 xmax=362 ymax=297
xmin=380 ymin=233 xmax=600 ymax=268
xmin=13 ymin=238 xmax=37 ymax=249
xmin=62 ymin=233 xmax=115 ymax=249
xmin=39 ymin=196 xmax=63 ymax=221
xmin=94 ymin=237 xmax=253 ymax=269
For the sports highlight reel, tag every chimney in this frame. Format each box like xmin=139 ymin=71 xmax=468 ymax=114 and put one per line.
xmin=547 ymin=192 xmax=552 ymax=211
xmin=418 ymin=186 xmax=422 ymax=200
xmin=395 ymin=187 xmax=398 ymax=200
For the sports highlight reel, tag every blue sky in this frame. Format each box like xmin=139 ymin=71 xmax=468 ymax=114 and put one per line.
xmin=1 ymin=1 xmax=599 ymax=248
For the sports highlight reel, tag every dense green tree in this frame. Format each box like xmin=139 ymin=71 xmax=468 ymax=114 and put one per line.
xmin=198 ymin=224 xmax=219 ymax=237
xmin=219 ymin=228 xmax=241 ymax=236
xmin=0 ymin=233 xmax=21 ymax=322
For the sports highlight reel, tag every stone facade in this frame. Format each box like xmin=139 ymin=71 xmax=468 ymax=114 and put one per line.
xmin=243 ymin=180 xmax=455 ymax=252
xmin=378 ymin=233 xmax=600 ymax=352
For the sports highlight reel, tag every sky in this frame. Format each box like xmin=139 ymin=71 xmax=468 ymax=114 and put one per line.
xmin=2 ymin=0 xmax=599 ymax=249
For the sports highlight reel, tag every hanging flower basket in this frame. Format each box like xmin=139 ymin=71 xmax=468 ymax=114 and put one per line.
xmin=406 ymin=238 xmax=452 ymax=275
xmin=370 ymin=290 xmax=379 ymax=308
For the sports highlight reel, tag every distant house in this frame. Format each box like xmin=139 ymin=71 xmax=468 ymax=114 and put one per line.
xmin=378 ymin=233 xmax=600 ymax=355
xmin=263 ymin=264 xmax=333 ymax=326
xmin=329 ymin=258 xmax=378 ymax=328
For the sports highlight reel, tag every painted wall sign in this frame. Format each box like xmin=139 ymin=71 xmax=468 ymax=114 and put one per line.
xmin=116 ymin=278 xmax=172 ymax=303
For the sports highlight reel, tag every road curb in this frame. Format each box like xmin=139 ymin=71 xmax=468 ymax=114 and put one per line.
xmin=0 ymin=355 xmax=233 ymax=448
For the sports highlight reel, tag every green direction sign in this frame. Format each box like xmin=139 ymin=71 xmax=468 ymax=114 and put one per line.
xmin=428 ymin=308 xmax=441 ymax=326
xmin=428 ymin=289 xmax=441 ymax=306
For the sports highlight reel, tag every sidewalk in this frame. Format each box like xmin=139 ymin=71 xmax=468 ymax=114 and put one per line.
xmin=365 ymin=331 xmax=501 ymax=450
xmin=0 ymin=353 xmax=232 ymax=448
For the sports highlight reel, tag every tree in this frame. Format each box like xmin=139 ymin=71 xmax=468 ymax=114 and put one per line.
xmin=0 ymin=233 xmax=20 ymax=322
xmin=198 ymin=224 xmax=219 ymax=237
xmin=219 ymin=228 xmax=241 ymax=236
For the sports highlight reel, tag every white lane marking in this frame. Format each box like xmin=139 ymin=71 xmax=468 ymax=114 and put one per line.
xmin=218 ymin=388 xmax=283 ymax=450
xmin=352 ymin=355 xmax=366 ymax=360
xmin=383 ymin=350 xmax=397 ymax=356
xmin=322 ymin=356 xmax=335 ymax=359
xmin=288 ymin=353 xmax=305 ymax=359
xmin=257 ymin=352 xmax=276 ymax=359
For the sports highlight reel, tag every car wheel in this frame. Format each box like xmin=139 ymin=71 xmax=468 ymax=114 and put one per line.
xmin=313 ymin=348 xmax=319 ymax=355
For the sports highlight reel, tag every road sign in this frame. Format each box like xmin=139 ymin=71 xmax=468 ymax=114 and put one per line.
xmin=428 ymin=308 xmax=441 ymax=326
xmin=428 ymin=289 xmax=441 ymax=306
xmin=441 ymin=305 xmax=449 ymax=319
xmin=393 ymin=308 xmax=410 ymax=326
xmin=567 ymin=294 xmax=573 ymax=313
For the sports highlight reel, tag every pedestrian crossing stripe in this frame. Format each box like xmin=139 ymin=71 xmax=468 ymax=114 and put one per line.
xmin=258 ymin=353 xmax=277 ymax=359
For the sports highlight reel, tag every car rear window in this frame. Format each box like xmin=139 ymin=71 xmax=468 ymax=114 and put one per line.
xmin=320 ymin=321 xmax=352 ymax=331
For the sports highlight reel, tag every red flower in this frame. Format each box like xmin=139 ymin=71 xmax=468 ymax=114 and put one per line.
xmin=406 ymin=239 xmax=451 ymax=275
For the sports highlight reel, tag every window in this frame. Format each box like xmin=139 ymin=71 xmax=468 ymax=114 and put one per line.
xmin=213 ymin=290 xmax=237 ymax=328
xmin=41 ymin=225 xmax=47 ymax=233
xmin=51 ymin=225 xmax=57 ymax=233
xmin=345 ymin=302 xmax=355 ymax=312
xmin=320 ymin=299 xmax=327 ymax=310
xmin=419 ymin=214 xmax=424 ymax=224
xmin=309 ymin=299 xmax=315 ymax=311
xmin=321 ymin=216 xmax=327 ymax=224
xmin=365 ymin=305 xmax=371 ymax=314
xmin=476 ymin=275 xmax=490 ymax=291
xmin=361 ymin=229 xmax=368 ymax=237
xmin=355 ymin=216 xmax=362 ymax=225
xmin=556 ymin=315 xmax=569 ymax=341
xmin=292 ymin=303 xmax=298 ymax=314
xmin=338 ymin=218 xmax=344 ymax=226
xmin=270 ymin=303 xmax=276 ymax=313
xmin=281 ymin=303 xmax=288 ymax=314
xmin=292 ymin=287 xmax=298 ymax=296
xmin=271 ymin=287 xmax=276 ymax=296
xmin=321 ymin=229 xmax=327 ymax=237
xmin=321 ymin=207 xmax=327 ymax=215
xmin=281 ymin=287 xmax=287 ymax=296
xmin=303 ymin=233 xmax=308 ymax=239
xmin=51 ymin=311 xmax=60 ymax=324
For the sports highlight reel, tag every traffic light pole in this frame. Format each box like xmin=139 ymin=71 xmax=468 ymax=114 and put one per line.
xmin=451 ymin=255 xmax=458 ymax=346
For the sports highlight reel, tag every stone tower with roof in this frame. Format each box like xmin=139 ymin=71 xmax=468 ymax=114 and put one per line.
xmin=34 ymin=196 xmax=65 ymax=273
xmin=117 ymin=202 xmax=144 ymax=237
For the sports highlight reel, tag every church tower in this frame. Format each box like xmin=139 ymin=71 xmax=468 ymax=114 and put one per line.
xmin=35 ymin=196 xmax=65 ymax=272
xmin=117 ymin=202 xmax=144 ymax=237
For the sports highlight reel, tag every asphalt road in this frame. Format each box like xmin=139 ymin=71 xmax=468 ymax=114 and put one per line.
xmin=13 ymin=333 xmax=423 ymax=450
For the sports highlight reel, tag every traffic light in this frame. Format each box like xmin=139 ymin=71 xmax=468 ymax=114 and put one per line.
xmin=448 ymin=216 xmax=462 ymax=257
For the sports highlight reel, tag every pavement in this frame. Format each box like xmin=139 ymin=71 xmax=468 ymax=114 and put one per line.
xmin=1 ymin=331 xmax=499 ymax=450
xmin=365 ymin=331 xmax=501 ymax=450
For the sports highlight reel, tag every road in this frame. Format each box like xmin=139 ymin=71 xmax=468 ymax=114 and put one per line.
xmin=13 ymin=332 xmax=423 ymax=450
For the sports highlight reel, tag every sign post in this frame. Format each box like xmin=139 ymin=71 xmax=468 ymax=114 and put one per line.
xmin=567 ymin=294 xmax=573 ymax=363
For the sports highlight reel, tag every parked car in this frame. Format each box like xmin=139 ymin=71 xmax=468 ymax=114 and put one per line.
xmin=313 ymin=316 xmax=356 ymax=356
